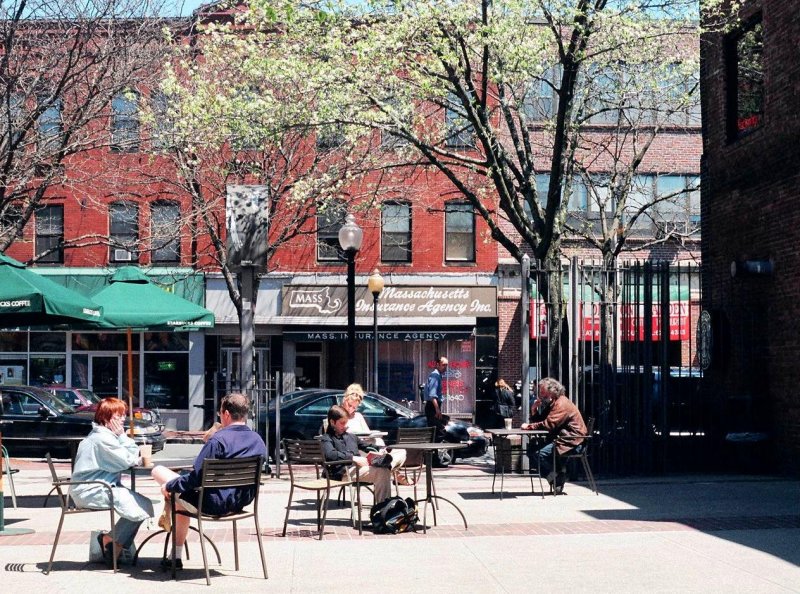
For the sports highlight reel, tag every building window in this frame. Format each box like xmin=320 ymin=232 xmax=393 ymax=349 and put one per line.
xmin=111 ymin=91 xmax=140 ymax=152
xmin=445 ymin=201 xmax=475 ymax=262
xmin=380 ymin=96 xmax=410 ymax=149
xmin=381 ymin=201 xmax=411 ymax=262
xmin=150 ymin=201 xmax=180 ymax=263
xmin=109 ymin=201 xmax=139 ymax=263
xmin=8 ymin=93 xmax=23 ymax=145
xmin=445 ymin=92 xmax=474 ymax=148
xmin=35 ymin=204 xmax=64 ymax=263
xmin=150 ymin=91 xmax=174 ymax=151
xmin=316 ymin=124 xmax=345 ymax=152
xmin=523 ymin=67 xmax=560 ymax=121
xmin=655 ymin=174 xmax=701 ymax=232
xmin=316 ymin=201 xmax=347 ymax=262
xmin=37 ymin=96 xmax=63 ymax=152
xmin=726 ymin=15 xmax=764 ymax=140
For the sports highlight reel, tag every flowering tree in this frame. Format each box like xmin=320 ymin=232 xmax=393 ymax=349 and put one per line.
xmin=138 ymin=9 xmax=391 ymax=318
xmin=0 ymin=0 xmax=173 ymax=257
xmin=237 ymin=0 xmax=733 ymax=374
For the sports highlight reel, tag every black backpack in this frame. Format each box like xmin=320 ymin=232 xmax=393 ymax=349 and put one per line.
xmin=369 ymin=496 xmax=418 ymax=534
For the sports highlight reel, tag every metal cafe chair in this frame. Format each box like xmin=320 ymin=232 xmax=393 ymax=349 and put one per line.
xmin=45 ymin=453 xmax=118 ymax=574
xmin=282 ymin=438 xmax=362 ymax=540
xmin=2 ymin=445 xmax=18 ymax=508
xmin=394 ymin=427 xmax=435 ymax=501
xmin=165 ymin=455 xmax=267 ymax=586
xmin=551 ymin=417 xmax=598 ymax=496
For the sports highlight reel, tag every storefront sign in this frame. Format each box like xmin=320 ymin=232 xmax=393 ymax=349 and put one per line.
xmin=282 ymin=285 xmax=496 ymax=318
xmin=531 ymin=300 xmax=691 ymax=341
xmin=284 ymin=330 xmax=474 ymax=342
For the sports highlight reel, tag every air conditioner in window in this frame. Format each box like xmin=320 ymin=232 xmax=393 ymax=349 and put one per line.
xmin=114 ymin=248 xmax=134 ymax=261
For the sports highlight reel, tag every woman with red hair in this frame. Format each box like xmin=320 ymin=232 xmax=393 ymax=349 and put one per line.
xmin=69 ymin=397 xmax=154 ymax=565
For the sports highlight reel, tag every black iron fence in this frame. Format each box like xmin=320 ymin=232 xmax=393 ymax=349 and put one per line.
xmin=529 ymin=258 xmax=706 ymax=475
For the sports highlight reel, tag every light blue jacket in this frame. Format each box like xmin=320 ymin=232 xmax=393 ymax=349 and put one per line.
xmin=69 ymin=424 xmax=153 ymax=522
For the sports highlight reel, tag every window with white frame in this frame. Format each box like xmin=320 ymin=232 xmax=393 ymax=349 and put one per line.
xmin=523 ymin=66 xmax=561 ymax=121
xmin=316 ymin=201 xmax=347 ymax=262
xmin=37 ymin=96 xmax=63 ymax=152
xmin=111 ymin=91 xmax=140 ymax=152
xmin=445 ymin=202 xmax=475 ymax=262
xmin=445 ymin=92 xmax=474 ymax=148
xmin=109 ymin=201 xmax=139 ymax=263
xmin=35 ymin=204 xmax=63 ymax=263
xmin=381 ymin=201 xmax=411 ymax=262
xmin=150 ymin=201 xmax=180 ymax=263
xmin=150 ymin=91 xmax=174 ymax=151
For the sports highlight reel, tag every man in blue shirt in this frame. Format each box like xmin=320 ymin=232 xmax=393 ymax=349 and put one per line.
xmin=425 ymin=356 xmax=448 ymax=433
xmin=151 ymin=392 xmax=266 ymax=569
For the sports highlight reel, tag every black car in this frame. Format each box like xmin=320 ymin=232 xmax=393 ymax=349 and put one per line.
xmin=257 ymin=388 xmax=488 ymax=466
xmin=0 ymin=385 xmax=166 ymax=458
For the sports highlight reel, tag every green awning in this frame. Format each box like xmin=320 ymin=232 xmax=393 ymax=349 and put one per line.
xmin=92 ymin=267 xmax=214 ymax=331
xmin=0 ymin=253 xmax=104 ymax=326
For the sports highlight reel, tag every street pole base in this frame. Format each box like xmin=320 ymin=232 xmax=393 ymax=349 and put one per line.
xmin=0 ymin=527 xmax=35 ymax=536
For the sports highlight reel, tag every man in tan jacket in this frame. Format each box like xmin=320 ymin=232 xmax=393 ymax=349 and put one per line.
xmin=521 ymin=377 xmax=588 ymax=494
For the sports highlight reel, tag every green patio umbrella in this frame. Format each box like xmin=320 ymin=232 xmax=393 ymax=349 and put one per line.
xmin=0 ymin=252 xmax=103 ymax=326
xmin=0 ymin=252 xmax=104 ymax=536
xmin=91 ymin=267 xmax=215 ymax=437
xmin=92 ymin=266 xmax=214 ymax=330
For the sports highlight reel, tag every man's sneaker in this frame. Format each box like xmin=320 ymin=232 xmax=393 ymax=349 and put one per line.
xmin=160 ymin=557 xmax=183 ymax=570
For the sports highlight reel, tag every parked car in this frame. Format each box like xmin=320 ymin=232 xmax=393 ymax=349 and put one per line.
xmin=582 ymin=366 xmax=705 ymax=436
xmin=257 ymin=388 xmax=488 ymax=466
xmin=45 ymin=385 xmax=164 ymax=430
xmin=0 ymin=385 xmax=166 ymax=458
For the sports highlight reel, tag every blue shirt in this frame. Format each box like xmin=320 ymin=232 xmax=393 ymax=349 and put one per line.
xmin=426 ymin=368 xmax=442 ymax=405
xmin=166 ymin=424 xmax=266 ymax=515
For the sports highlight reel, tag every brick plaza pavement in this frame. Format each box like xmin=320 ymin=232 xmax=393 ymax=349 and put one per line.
xmin=2 ymin=448 xmax=799 ymax=593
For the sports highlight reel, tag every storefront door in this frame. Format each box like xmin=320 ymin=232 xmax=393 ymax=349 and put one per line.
xmin=89 ymin=354 xmax=121 ymax=398
xmin=221 ymin=347 xmax=270 ymax=393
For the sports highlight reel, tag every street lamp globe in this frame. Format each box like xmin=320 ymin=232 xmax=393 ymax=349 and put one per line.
xmin=368 ymin=268 xmax=384 ymax=297
xmin=338 ymin=212 xmax=363 ymax=383
xmin=338 ymin=213 xmax=363 ymax=252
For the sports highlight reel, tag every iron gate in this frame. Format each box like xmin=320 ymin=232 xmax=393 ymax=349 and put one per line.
xmin=529 ymin=258 xmax=707 ymax=475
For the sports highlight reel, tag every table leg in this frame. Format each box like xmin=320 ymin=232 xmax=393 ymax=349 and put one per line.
xmin=419 ymin=450 xmax=468 ymax=534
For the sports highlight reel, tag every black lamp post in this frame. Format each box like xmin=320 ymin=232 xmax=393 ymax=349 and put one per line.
xmin=338 ymin=213 xmax=363 ymax=382
xmin=367 ymin=268 xmax=384 ymax=392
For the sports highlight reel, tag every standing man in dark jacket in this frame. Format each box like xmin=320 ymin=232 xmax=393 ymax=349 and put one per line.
xmin=151 ymin=392 xmax=266 ymax=568
xmin=425 ymin=356 xmax=449 ymax=435
xmin=521 ymin=378 xmax=587 ymax=494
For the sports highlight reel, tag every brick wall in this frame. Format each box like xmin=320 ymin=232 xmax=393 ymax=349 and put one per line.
xmin=701 ymin=0 xmax=800 ymax=475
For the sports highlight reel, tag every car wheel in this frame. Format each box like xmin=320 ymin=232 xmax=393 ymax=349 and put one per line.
xmin=433 ymin=448 xmax=452 ymax=468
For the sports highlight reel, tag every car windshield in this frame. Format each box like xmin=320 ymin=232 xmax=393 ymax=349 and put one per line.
xmin=78 ymin=389 xmax=103 ymax=405
xmin=39 ymin=391 xmax=77 ymax=414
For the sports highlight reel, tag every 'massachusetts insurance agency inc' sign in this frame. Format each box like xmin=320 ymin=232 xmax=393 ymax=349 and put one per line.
xmin=281 ymin=285 xmax=497 ymax=318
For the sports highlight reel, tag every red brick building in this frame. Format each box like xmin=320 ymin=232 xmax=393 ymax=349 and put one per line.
xmin=0 ymin=9 xmax=702 ymax=434
xmin=700 ymin=0 xmax=800 ymax=474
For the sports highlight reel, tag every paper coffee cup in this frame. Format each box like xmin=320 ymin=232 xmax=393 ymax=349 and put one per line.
xmin=139 ymin=444 xmax=153 ymax=467
xmin=504 ymin=418 xmax=513 ymax=430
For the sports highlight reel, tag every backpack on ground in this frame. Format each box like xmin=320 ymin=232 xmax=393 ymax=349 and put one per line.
xmin=369 ymin=496 xmax=418 ymax=534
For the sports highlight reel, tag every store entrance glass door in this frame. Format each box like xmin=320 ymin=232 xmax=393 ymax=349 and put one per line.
xmin=89 ymin=355 xmax=121 ymax=398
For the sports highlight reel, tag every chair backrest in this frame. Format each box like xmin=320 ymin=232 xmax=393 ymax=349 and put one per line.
xmin=199 ymin=456 xmax=263 ymax=490
xmin=46 ymin=453 xmax=70 ymax=510
xmin=396 ymin=427 xmax=435 ymax=444
xmin=284 ymin=438 xmax=325 ymax=465
xmin=584 ymin=417 xmax=595 ymax=440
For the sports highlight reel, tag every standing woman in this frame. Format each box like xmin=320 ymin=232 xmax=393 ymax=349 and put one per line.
xmin=69 ymin=397 xmax=154 ymax=564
